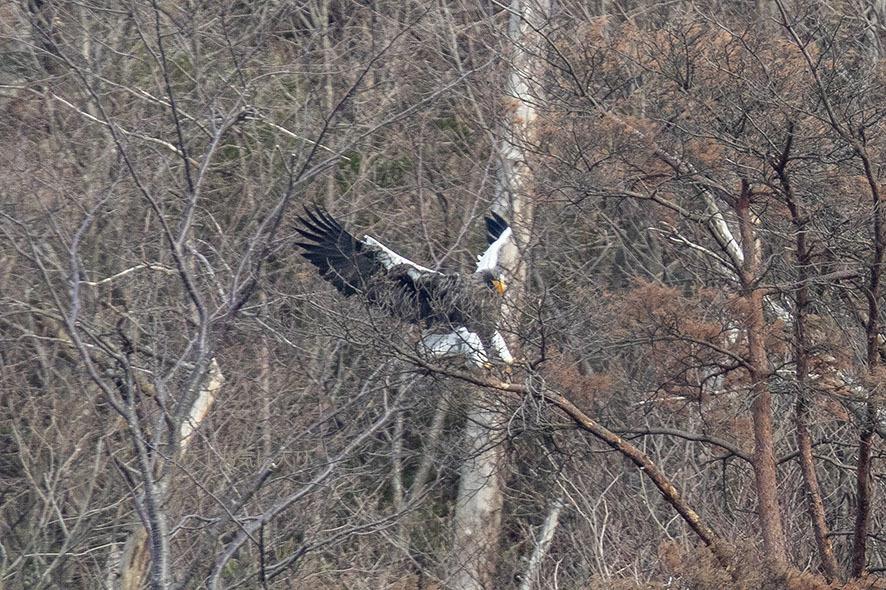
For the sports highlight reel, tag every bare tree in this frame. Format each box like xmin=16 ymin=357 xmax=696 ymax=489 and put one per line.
xmin=7 ymin=1 xmax=886 ymax=589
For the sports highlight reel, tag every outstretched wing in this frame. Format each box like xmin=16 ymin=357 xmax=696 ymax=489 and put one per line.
xmin=476 ymin=212 xmax=514 ymax=273
xmin=295 ymin=206 xmax=462 ymax=324
xmin=362 ymin=235 xmax=439 ymax=280
xmin=295 ymin=206 xmax=380 ymax=296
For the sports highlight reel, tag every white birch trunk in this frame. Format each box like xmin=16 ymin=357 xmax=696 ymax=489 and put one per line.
xmin=114 ymin=359 xmax=224 ymax=590
xmin=519 ymin=497 xmax=564 ymax=590
xmin=450 ymin=402 xmax=506 ymax=590
xmin=449 ymin=1 xmax=548 ymax=588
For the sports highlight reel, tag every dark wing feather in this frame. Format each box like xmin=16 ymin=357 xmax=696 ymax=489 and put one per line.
xmin=295 ymin=206 xmax=468 ymax=326
xmin=295 ymin=205 xmax=380 ymax=296
xmin=485 ymin=211 xmax=509 ymax=245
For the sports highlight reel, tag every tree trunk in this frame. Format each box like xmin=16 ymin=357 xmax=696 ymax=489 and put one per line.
xmin=775 ymin=5 xmax=885 ymax=574
xmin=747 ymin=292 xmax=786 ymax=566
xmin=450 ymin=401 xmax=506 ymax=590
xmin=737 ymin=183 xmax=787 ymax=566
xmin=519 ymin=497 xmax=563 ymax=590
xmin=852 ymin=405 xmax=876 ymax=577
xmin=852 ymin=152 xmax=883 ymax=578
xmin=116 ymin=526 xmax=151 ymax=590
xmin=781 ymin=160 xmax=840 ymax=581
xmin=449 ymin=1 xmax=547 ymax=588
xmin=114 ymin=360 xmax=224 ymax=590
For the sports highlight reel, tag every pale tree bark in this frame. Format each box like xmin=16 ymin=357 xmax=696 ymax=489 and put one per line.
xmin=494 ymin=0 xmax=544 ymax=348
xmin=519 ymin=497 xmax=564 ymax=590
xmin=449 ymin=1 xmax=548 ymax=588
xmin=450 ymin=400 xmax=507 ymax=590
xmin=115 ymin=359 xmax=224 ymax=590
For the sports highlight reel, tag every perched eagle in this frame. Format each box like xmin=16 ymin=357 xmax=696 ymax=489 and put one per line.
xmin=295 ymin=206 xmax=516 ymax=367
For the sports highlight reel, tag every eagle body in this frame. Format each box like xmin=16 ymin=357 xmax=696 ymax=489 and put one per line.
xmin=295 ymin=206 xmax=515 ymax=366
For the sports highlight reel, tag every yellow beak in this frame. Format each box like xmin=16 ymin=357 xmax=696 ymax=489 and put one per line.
xmin=492 ymin=279 xmax=506 ymax=295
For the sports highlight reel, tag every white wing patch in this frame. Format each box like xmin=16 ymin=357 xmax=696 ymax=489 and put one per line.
xmin=418 ymin=328 xmax=514 ymax=367
xmin=419 ymin=327 xmax=489 ymax=367
xmin=476 ymin=226 xmax=513 ymax=272
xmin=363 ymin=235 xmax=441 ymax=280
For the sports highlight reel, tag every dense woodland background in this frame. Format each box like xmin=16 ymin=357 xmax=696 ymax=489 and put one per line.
xmin=4 ymin=0 xmax=886 ymax=588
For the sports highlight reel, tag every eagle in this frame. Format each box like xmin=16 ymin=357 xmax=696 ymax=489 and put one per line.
xmin=295 ymin=206 xmax=516 ymax=367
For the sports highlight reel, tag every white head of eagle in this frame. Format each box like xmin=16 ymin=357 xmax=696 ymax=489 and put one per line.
xmin=295 ymin=206 xmax=515 ymax=367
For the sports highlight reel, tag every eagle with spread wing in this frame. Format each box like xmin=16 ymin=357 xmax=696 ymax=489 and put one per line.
xmin=295 ymin=206 xmax=516 ymax=367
